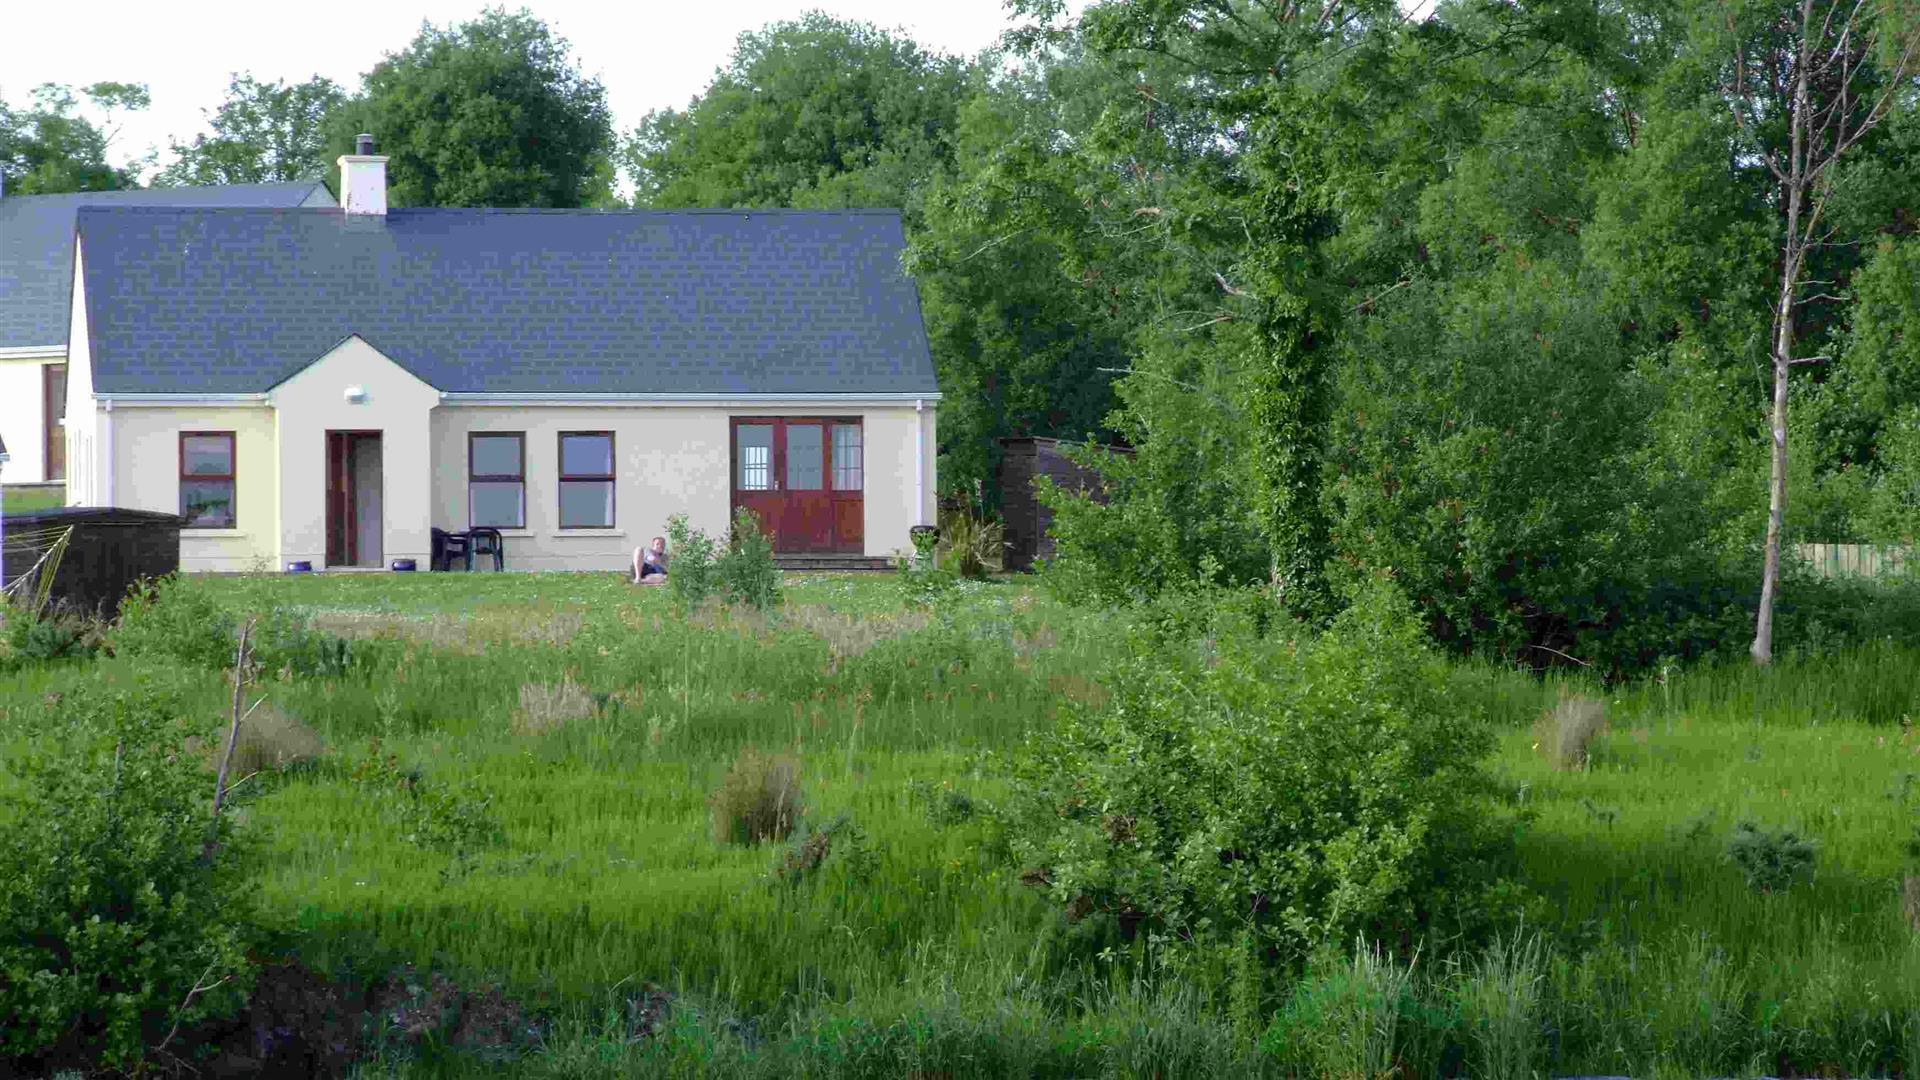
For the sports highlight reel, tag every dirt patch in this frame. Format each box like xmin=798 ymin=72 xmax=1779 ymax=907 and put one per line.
xmin=157 ymin=960 xmax=549 ymax=1077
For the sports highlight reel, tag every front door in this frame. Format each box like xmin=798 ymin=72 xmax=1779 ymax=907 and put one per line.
xmin=731 ymin=418 xmax=863 ymax=553
xmin=325 ymin=431 xmax=384 ymax=567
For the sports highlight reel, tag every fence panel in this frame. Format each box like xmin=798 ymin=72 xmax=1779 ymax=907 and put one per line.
xmin=1794 ymin=543 xmax=1913 ymax=579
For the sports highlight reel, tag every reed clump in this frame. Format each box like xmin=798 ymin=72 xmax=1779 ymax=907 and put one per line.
xmin=1535 ymin=689 xmax=1607 ymax=770
xmin=710 ymin=747 xmax=804 ymax=845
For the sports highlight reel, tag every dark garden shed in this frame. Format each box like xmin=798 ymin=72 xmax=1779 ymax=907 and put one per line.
xmin=997 ymin=437 xmax=1130 ymax=572
xmin=2 ymin=507 xmax=184 ymax=615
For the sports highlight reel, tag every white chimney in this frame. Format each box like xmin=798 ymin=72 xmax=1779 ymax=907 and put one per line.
xmin=338 ymin=133 xmax=388 ymax=216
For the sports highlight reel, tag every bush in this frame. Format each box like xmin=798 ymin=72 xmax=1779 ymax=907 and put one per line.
xmin=666 ymin=511 xmax=781 ymax=613
xmin=709 ymin=747 xmax=804 ymax=845
xmin=110 ymin=575 xmax=237 ymax=667
xmin=715 ymin=506 xmax=781 ymax=610
xmin=0 ymin=680 xmax=255 ymax=1070
xmin=1005 ymin=581 xmax=1525 ymax=969
xmin=665 ymin=513 xmax=722 ymax=613
xmin=1261 ymin=940 xmax=1418 ymax=1078
xmin=1726 ymin=821 xmax=1818 ymax=894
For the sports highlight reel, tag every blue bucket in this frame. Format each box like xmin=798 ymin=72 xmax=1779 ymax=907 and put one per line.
xmin=390 ymin=558 xmax=417 ymax=572
xmin=285 ymin=560 xmax=313 ymax=573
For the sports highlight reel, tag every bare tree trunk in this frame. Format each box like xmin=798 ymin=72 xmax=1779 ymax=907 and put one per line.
xmin=1751 ymin=1 xmax=1813 ymax=667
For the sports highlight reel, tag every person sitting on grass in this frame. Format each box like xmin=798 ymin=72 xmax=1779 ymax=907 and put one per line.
xmin=633 ymin=536 xmax=669 ymax=585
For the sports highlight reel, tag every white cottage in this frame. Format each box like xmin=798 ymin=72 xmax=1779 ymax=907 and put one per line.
xmin=62 ymin=138 xmax=940 ymax=572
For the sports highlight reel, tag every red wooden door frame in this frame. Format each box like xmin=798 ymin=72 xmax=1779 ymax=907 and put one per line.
xmin=730 ymin=417 xmax=863 ymax=554
xmin=325 ymin=431 xmax=382 ymax=567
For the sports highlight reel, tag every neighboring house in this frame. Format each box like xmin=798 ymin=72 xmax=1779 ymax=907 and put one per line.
xmin=0 ymin=179 xmax=335 ymax=485
xmin=64 ymin=140 xmax=940 ymax=572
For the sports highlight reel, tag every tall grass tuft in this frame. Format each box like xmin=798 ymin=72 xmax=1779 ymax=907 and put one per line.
xmin=512 ymin=677 xmax=596 ymax=735
xmin=1535 ymin=688 xmax=1607 ymax=770
xmin=709 ymin=747 xmax=804 ymax=845
xmin=1263 ymin=939 xmax=1415 ymax=1079
xmin=1456 ymin=930 xmax=1545 ymax=1080
xmin=218 ymin=701 xmax=325 ymax=776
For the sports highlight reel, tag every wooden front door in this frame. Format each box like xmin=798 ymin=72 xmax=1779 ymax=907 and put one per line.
xmin=730 ymin=417 xmax=863 ymax=554
xmin=325 ymin=431 xmax=383 ymax=567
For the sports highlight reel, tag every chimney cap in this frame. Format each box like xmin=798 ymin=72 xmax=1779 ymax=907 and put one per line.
xmin=355 ymin=133 xmax=376 ymax=156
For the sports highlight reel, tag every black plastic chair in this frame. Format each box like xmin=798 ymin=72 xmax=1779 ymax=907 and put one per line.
xmin=468 ymin=527 xmax=505 ymax=572
xmin=430 ymin=527 xmax=470 ymax=572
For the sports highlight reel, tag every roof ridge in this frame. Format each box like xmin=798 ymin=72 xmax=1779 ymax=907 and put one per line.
xmin=73 ymin=205 xmax=904 ymax=216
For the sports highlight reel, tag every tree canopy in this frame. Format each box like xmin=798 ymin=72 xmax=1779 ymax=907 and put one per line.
xmin=156 ymin=74 xmax=345 ymax=187
xmin=0 ymin=82 xmax=149 ymax=193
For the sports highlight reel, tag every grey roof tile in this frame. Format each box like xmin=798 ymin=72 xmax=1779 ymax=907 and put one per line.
xmin=76 ymin=207 xmax=938 ymax=396
xmin=0 ymin=182 xmax=332 ymax=350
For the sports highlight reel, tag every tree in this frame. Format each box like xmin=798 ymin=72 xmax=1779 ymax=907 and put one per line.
xmin=624 ymin=13 xmax=967 ymax=213
xmin=158 ymin=74 xmax=345 ymax=186
xmin=0 ymin=82 xmax=149 ymax=193
xmin=1724 ymin=0 xmax=1920 ymax=663
xmin=326 ymin=8 xmax=612 ymax=208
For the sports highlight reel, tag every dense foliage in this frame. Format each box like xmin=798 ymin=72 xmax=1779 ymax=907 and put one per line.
xmin=1007 ymin=585 xmax=1526 ymax=968
xmin=0 ymin=680 xmax=253 ymax=1070
xmin=156 ymin=74 xmax=345 ymax=187
xmin=323 ymin=8 xmax=614 ymax=208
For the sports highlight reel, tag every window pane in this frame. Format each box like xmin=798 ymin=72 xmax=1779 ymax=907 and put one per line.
xmin=561 ymin=433 xmax=612 ymax=477
xmin=471 ymin=434 xmax=522 ymax=477
xmin=786 ymin=423 xmax=823 ymax=491
xmin=832 ymin=424 xmax=862 ymax=491
xmin=471 ymin=481 xmax=524 ymax=527
xmin=736 ymin=424 xmax=773 ymax=491
xmin=181 ymin=478 xmax=235 ymax=528
xmin=560 ymin=480 xmax=614 ymax=528
xmin=182 ymin=434 xmax=233 ymax=476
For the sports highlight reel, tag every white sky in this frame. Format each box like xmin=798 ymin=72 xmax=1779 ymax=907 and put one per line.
xmin=1 ymin=0 xmax=1056 ymax=181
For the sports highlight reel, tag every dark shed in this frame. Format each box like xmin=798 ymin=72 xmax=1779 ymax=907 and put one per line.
xmin=3 ymin=507 xmax=184 ymax=615
xmin=998 ymin=437 xmax=1131 ymax=572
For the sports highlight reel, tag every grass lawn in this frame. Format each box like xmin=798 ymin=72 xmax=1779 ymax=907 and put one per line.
xmin=6 ymin=570 xmax=1920 ymax=1075
xmin=1 ymin=485 xmax=65 ymax=514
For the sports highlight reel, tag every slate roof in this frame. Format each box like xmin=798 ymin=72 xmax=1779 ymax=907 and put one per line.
xmin=76 ymin=207 xmax=940 ymax=396
xmin=0 ymin=182 xmax=331 ymax=350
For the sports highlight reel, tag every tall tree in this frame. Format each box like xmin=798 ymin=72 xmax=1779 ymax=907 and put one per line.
xmin=1724 ymin=0 xmax=1920 ymax=664
xmin=158 ymin=74 xmax=345 ymax=186
xmin=327 ymin=8 xmax=613 ymax=208
xmin=0 ymin=82 xmax=149 ymax=193
xmin=624 ymin=13 xmax=967 ymax=212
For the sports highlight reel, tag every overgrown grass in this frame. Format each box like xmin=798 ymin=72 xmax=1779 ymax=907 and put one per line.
xmin=4 ymin=570 xmax=1919 ymax=1075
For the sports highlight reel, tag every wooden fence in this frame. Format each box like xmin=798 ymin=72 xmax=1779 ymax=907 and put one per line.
xmin=1793 ymin=543 xmax=1913 ymax=579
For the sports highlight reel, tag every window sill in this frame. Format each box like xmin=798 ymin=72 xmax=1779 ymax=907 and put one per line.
xmin=182 ymin=528 xmax=248 ymax=538
xmin=549 ymin=529 xmax=625 ymax=538
xmin=477 ymin=528 xmax=536 ymax=538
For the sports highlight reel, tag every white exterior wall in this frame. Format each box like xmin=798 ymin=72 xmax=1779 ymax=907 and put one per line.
xmin=111 ymin=405 xmax=278 ymax=571
xmin=63 ymin=241 xmax=100 ymax=508
xmin=428 ymin=402 xmax=936 ymax=569
xmin=268 ymin=336 xmax=439 ymax=570
xmin=0 ymin=355 xmax=52 ymax=483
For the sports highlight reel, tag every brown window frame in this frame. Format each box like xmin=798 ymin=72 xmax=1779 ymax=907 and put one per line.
xmin=178 ymin=430 xmax=237 ymax=529
xmin=557 ymin=431 xmax=615 ymax=529
xmin=468 ymin=432 xmax=527 ymax=529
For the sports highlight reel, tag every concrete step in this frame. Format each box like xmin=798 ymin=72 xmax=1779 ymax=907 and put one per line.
xmin=774 ymin=554 xmax=895 ymax=572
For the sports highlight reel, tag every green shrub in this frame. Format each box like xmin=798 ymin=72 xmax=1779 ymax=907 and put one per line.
xmin=774 ymin=812 xmax=875 ymax=886
xmin=1726 ymin=821 xmax=1818 ymax=894
xmin=716 ymin=506 xmax=781 ymax=611
xmin=250 ymin=607 xmax=354 ymax=678
xmin=709 ymin=747 xmax=804 ymax=846
xmin=665 ymin=513 xmax=721 ymax=613
xmin=0 ymin=680 xmax=255 ymax=1070
xmin=4 ymin=607 xmax=100 ymax=663
xmin=110 ymin=575 xmax=237 ymax=667
xmin=346 ymin=739 xmax=502 ymax=856
xmin=1006 ymin=581 xmax=1525 ymax=968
